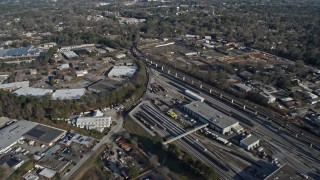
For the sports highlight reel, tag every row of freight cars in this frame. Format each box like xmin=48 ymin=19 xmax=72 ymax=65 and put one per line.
xmin=185 ymin=89 xmax=205 ymax=102
xmin=201 ymin=128 xmax=232 ymax=146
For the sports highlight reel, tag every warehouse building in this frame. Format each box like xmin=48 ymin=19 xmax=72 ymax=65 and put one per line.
xmin=0 ymin=45 xmax=40 ymax=59
xmin=14 ymin=87 xmax=53 ymax=97
xmin=0 ymin=120 xmax=37 ymax=154
xmin=107 ymin=66 xmax=137 ymax=78
xmin=183 ymin=101 xmax=240 ymax=134
xmin=240 ymin=134 xmax=260 ymax=150
xmin=52 ymin=88 xmax=86 ymax=100
xmin=0 ymin=81 xmax=29 ymax=91
xmin=23 ymin=124 xmax=66 ymax=146
xmin=62 ymin=51 xmax=79 ymax=60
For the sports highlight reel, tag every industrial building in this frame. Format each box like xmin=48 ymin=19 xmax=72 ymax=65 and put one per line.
xmin=23 ymin=125 xmax=66 ymax=146
xmin=58 ymin=44 xmax=95 ymax=52
xmin=14 ymin=87 xmax=53 ymax=97
xmin=39 ymin=168 xmax=57 ymax=179
xmin=240 ymin=134 xmax=260 ymax=150
xmin=183 ymin=101 xmax=240 ymax=134
xmin=233 ymin=83 xmax=252 ymax=92
xmin=0 ymin=81 xmax=29 ymax=91
xmin=0 ymin=45 xmax=40 ymax=59
xmin=52 ymin=88 xmax=86 ymax=100
xmin=36 ymin=154 xmax=70 ymax=173
xmin=265 ymin=164 xmax=302 ymax=180
xmin=76 ymin=116 xmax=111 ymax=132
xmin=259 ymin=92 xmax=276 ymax=104
xmin=0 ymin=120 xmax=37 ymax=154
xmin=107 ymin=66 xmax=137 ymax=78
xmin=62 ymin=51 xmax=79 ymax=60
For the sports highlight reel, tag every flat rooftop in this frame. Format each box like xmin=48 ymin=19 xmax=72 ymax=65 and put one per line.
xmin=0 ymin=45 xmax=39 ymax=58
xmin=37 ymin=154 xmax=69 ymax=172
xmin=184 ymin=101 xmax=239 ymax=129
xmin=108 ymin=66 xmax=137 ymax=77
xmin=62 ymin=51 xmax=78 ymax=59
xmin=265 ymin=164 xmax=302 ymax=180
xmin=0 ymin=120 xmax=37 ymax=151
xmin=240 ymin=134 xmax=259 ymax=146
xmin=77 ymin=116 xmax=111 ymax=125
xmin=23 ymin=125 xmax=65 ymax=145
xmin=72 ymin=134 xmax=94 ymax=146
xmin=0 ymin=81 xmax=29 ymax=90
xmin=52 ymin=89 xmax=86 ymax=100
xmin=14 ymin=87 xmax=53 ymax=97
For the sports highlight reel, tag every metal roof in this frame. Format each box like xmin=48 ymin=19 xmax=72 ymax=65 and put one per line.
xmin=0 ymin=81 xmax=29 ymax=90
xmin=0 ymin=45 xmax=39 ymax=57
xmin=62 ymin=51 xmax=78 ymax=59
xmin=14 ymin=87 xmax=53 ymax=97
xmin=39 ymin=168 xmax=56 ymax=178
xmin=107 ymin=66 xmax=137 ymax=77
xmin=184 ymin=101 xmax=239 ymax=129
xmin=52 ymin=89 xmax=86 ymax=100
xmin=77 ymin=116 xmax=111 ymax=127
xmin=23 ymin=125 xmax=65 ymax=145
xmin=0 ymin=120 xmax=37 ymax=152
xmin=240 ymin=134 xmax=259 ymax=146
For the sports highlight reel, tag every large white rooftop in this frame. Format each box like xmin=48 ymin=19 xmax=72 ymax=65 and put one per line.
xmin=107 ymin=66 xmax=137 ymax=78
xmin=184 ymin=101 xmax=239 ymax=129
xmin=0 ymin=120 xmax=37 ymax=153
xmin=14 ymin=87 xmax=53 ymax=97
xmin=52 ymin=89 xmax=86 ymax=100
xmin=77 ymin=116 xmax=111 ymax=127
xmin=0 ymin=81 xmax=29 ymax=91
xmin=39 ymin=168 xmax=56 ymax=178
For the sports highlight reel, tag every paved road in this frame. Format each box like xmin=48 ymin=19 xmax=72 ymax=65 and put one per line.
xmin=63 ymin=117 xmax=123 ymax=180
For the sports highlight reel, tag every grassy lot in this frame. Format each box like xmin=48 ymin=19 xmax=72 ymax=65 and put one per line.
xmin=0 ymin=166 xmax=10 ymax=178
xmin=71 ymin=145 xmax=110 ymax=180
xmin=7 ymin=160 xmax=34 ymax=180
xmin=124 ymin=118 xmax=197 ymax=180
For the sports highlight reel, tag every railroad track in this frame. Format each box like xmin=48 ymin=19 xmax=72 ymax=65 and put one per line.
xmin=132 ymin=45 xmax=320 ymax=150
xmin=141 ymin=103 xmax=235 ymax=179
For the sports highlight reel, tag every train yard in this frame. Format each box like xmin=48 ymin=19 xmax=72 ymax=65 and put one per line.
xmin=129 ymin=44 xmax=320 ymax=179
